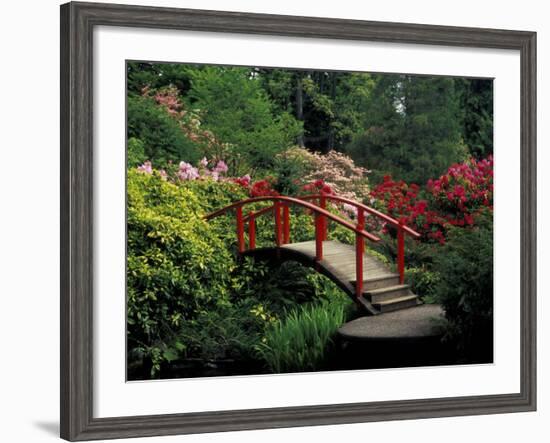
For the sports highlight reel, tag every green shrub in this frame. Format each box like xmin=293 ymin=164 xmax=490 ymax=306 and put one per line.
xmin=372 ymin=233 xmax=438 ymax=269
xmin=186 ymin=67 xmax=302 ymax=172
xmin=307 ymin=272 xmax=357 ymax=320
xmin=127 ymin=94 xmax=201 ymax=165
xmin=127 ymin=137 xmax=147 ymax=167
xmin=127 ymin=171 xmax=345 ymax=376
xmin=432 ymin=215 xmax=493 ymax=362
xmin=174 ymin=300 xmax=268 ymax=363
xmin=256 ymin=300 xmax=346 ymax=373
xmin=127 ymin=170 xmax=239 ymax=375
xmin=404 ymin=267 xmax=441 ymax=303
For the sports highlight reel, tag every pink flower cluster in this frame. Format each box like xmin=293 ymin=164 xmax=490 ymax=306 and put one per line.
xmin=137 ymin=161 xmax=153 ymax=174
xmin=278 ymin=147 xmax=370 ymax=202
xmin=177 ymin=161 xmax=200 ymax=180
xmin=136 ymin=158 xmax=230 ymax=182
xmin=142 ymin=86 xmax=225 ymax=156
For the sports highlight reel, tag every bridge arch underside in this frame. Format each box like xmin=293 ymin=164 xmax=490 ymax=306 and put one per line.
xmin=242 ymin=245 xmax=448 ymax=365
xmin=242 ymin=244 xmax=378 ymax=314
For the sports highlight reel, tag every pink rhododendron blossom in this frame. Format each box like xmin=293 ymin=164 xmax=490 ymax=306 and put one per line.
xmin=137 ymin=161 xmax=153 ymax=174
xmin=213 ymin=160 xmax=228 ymax=174
xmin=276 ymin=147 xmax=370 ymax=202
xmin=177 ymin=161 xmax=200 ymax=180
xmin=199 ymin=157 xmax=209 ymax=168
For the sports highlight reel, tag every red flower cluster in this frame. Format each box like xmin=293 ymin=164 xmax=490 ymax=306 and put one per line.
xmin=427 ymin=156 xmax=493 ymax=213
xmin=231 ymin=174 xmax=279 ymax=198
xmin=301 ymin=179 xmax=335 ymax=196
xmin=370 ymin=176 xmax=447 ymax=243
xmin=249 ymin=179 xmax=279 ymax=197
xmin=232 ymin=174 xmax=251 ymax=188
xmin=370 ymin=156 xmax=493 ymax=244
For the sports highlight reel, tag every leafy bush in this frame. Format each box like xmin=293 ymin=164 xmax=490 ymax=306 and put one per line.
xmin=370 ymin=156 xmax=493 ymax=243
xmin=127 ymin=169 xmax=240 ymax=375
xmin=404 ymin=267 xmax=441 ymax=303
xmin=173 ymin=301 xmax=269 ymax=364
xmin=127 ymin=167 xmax=347 ymax=377
xmin=432 ymin=211 xmax=493 ymax=362
xmin=186 ymin=67 xmax=302 ymax=173
xmin=127 ymin=94 xmax=202 ymax=165
xmin=276 ymin=146 xmax=370 ymax=202
xmin=127 ymin=137 xmax=147 ymax=167
xmin=256 ymin=300 xmax=346 ymax=373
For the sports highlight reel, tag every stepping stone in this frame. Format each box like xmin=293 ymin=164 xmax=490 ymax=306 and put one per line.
xmin=338 ymin=304 xmax=445 ymax=341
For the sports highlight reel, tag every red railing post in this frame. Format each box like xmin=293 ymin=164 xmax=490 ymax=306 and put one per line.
xmin=355 ymin=209 xmax=365 ymax=298
xmin=283 ymin=204 xmax=290 ymax=244
xmin=397 ymin=220 xmax=405 ymax=284
xmin=320 ymin=196 xmax=327 ymax=240
xmin=236 ymin=205 xmax=245 ymax=253
xmin=274 ymin=201 xmax=282 ymax=247
xmin=248 ymin=212 xmax=256 ymax=250
xmin=315 ymin=212 xmax=323 ymax=261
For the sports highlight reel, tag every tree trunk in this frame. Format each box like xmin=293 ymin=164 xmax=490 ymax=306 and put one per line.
xmin=327 ymin=72 xmax=337 ymax=151
xmin=295 ymin=76 xmax=305 ymax=147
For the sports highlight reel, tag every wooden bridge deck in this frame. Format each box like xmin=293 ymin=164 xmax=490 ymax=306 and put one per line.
xmin=246 ymin=240 xmax=421 ymax=315
xmin=281 ymin=240 xmax=393 ymax=283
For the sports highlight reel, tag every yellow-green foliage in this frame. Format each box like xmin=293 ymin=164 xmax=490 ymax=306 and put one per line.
xmin=127 ymin=170 xmax=359 ymax=377
xmin=127 ymin=170 xmax=243 ymax=373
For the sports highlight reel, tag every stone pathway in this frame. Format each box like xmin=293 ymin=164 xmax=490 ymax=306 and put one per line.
xmin=338 ymin=304 xmax=445 ymax=341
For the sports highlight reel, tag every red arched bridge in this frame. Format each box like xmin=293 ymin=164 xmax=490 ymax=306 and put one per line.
xmin=206 ymin=194 xmax=422 ymax=315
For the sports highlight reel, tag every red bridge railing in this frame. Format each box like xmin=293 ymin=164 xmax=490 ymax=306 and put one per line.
xmin=205 ymin=194 xmax=420 ymax=299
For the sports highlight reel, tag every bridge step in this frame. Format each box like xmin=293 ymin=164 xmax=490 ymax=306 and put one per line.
xmin=365 ymin=284 xmax=412 ymax=303
xmin=351 ymin=274 xmax=400 ymax=291
xmin=260 ymin=240 xmax=423 ymax=315
xmin=373 ymin=295 xmax=420 ymax=313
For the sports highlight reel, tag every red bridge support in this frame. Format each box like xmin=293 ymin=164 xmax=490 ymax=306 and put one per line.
xmin=206 ymin=194 xmax=420 ymax=300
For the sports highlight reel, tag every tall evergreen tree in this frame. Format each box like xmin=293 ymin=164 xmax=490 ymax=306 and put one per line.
xmin=346 ymin=74 xmax=468 ymax=184
xmin=455 ymin=78 xmax=493 ymax=158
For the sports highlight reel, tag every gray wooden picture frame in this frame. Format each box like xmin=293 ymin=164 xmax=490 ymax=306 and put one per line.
xmin=60 ymin=1 xmax=537 ymax=441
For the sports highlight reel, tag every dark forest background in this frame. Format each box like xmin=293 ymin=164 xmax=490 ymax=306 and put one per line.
xmin=127 ymin=62 xmax=492 ymax=184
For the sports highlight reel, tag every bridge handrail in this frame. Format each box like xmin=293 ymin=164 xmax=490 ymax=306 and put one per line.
xmin=298 ymin=194 xmax=421 ymax=238
xmin=205 ymin=195 xmax=380 ymax=242
xmin=205 ymin=193 xmax=415 ymax=300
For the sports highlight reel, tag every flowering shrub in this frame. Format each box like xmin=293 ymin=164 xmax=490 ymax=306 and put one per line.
xmin=137 ymin=157 xmax=285 ymax=203
xmin=370 ymin=176 xmax=447 ymax=243
xmin=137 ymin=160 xmax=153 ymax=175
xmin=137 ymin=157 xmax=231 ymax=184
xmin=233 ymin=174 xmax=251 ymax=188
xmin=427 ymin=156 xmax=493 ymax=216
xmin=302 ymin=179 xmax=335 ymax=196
xmin=249 ymin=179 xmax=279 ymax=197
xmin=277 ymin=147 xmax=370 ymax=202
xmin=143 ymin=85 xmax=231 ymax=160
xmin=370 ymin=156 xmax=493 ymax=243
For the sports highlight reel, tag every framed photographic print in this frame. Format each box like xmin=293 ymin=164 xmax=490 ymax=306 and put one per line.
xmin=60 ymin=1 xmax=536 ymax=441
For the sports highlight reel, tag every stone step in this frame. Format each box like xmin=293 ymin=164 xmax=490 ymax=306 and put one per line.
xmin=365 ymin=284 xmax=412 ymax=303
xmin=372 ymin=295 xmax=420 ymax=313
xmin=350 ymin=274 xmax=400 ymax=291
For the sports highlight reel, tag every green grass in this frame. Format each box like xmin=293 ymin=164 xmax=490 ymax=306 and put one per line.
xmin=255 ymin=301 xmax=346 ymax=373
